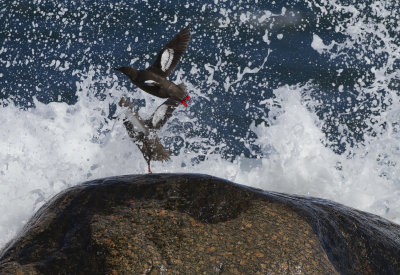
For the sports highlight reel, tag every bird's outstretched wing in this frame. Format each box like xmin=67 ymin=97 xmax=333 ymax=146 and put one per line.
xmin=119 ymin=97 xmax=171 ymax=162
xmin=146 ymin=98 xmax=180 ymax=130
xmin=147 ymin=25 xmax=191 ymax=77
xmin=119 ymin=97 xmax=149 ymax=135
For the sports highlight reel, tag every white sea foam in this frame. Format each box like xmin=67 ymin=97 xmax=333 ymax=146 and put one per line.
xmin=1 ymin=76 xmax=400 ymax=249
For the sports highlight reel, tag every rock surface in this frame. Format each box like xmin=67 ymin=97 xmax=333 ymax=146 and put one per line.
xmin=0 ymin=174 xmax=399 ymax=274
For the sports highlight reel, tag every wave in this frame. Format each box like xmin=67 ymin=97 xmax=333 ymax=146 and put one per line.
xmin=1 ymin=0 xmax=399 ymax=249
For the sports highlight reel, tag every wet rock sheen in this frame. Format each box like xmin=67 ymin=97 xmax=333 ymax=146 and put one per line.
xmin=0 ymin=174 xmax=399 ymax=274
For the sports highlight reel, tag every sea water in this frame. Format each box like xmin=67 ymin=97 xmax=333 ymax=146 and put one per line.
xmin=0 ymin=0 xmax=399 ymax=248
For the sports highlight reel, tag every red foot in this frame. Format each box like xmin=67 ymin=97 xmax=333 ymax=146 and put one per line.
xmin=180 ymin=95 xmax=190 ymax=107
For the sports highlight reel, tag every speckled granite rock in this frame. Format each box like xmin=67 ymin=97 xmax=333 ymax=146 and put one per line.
xmin=0 ymin=174 xmax=399 ymax=274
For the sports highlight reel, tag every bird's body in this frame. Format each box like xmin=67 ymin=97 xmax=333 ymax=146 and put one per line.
xmin=115 ymin=26 xmax=191 ymax=107
xmin=116 ymin=67 xmax=188 ymax=101
xmin=118 ymin=97 xmax=180 ymax=173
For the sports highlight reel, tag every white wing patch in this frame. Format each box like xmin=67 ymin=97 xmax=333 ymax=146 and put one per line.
xmin=160 ymin=48 xmax=174 ymax=72
xmin=124 ymin=110 xmax=149 ymax=135
xmin=144 ymin=80 xmax=159 ymax=86
xmin=152 ymin=104 xmax=168 ymax=127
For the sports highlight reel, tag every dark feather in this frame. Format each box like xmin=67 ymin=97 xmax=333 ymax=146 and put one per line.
xmin=147 ymin=25 xmax=191 ymax=77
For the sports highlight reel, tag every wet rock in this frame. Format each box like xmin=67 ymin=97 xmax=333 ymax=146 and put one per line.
xmin=0 ymin=174 xmax=399 ymax=274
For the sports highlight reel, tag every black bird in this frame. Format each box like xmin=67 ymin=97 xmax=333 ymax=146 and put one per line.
xmin=118 ymin=97 xmax=180 ymax=173
xmin=114 ymin=26 xmax=191 ymax=107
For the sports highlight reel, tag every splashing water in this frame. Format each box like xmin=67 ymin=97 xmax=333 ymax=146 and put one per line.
xmin=1 ymin=0 xmax=400 ymax=248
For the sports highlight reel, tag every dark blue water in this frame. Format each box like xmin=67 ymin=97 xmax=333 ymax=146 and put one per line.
xmin=1 ymin=0 xmax=399 ymax=157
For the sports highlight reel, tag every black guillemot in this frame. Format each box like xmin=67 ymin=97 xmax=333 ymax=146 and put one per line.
xmin=114 ymin=25 xmax=191 ymax=107
xmin=118 ymin=97 xmax=180 ymax=173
